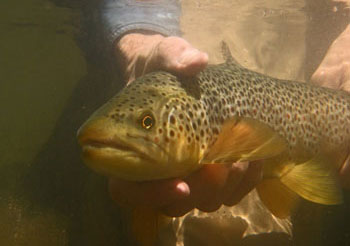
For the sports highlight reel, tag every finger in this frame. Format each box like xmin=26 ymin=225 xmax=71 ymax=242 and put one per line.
xmin=108 ymin=178 xmax=190 ymax=208
xmin=161 ymin=199 xmax=195 ymax=217
xmin=161 ymin=164 xmax=230 ymax=215
xmin=174 ymin=49 xmax=209 ymax=76
xmin=150 ymin=37 xmax=208 ymax=77
xmin=189 ymin=164 xmax=229 ymax=212
xmin=223 ymin=162 xmax=262 ymax=206
xmin=339 ymin=63 xmax=350 ymax=92
xmin=222 ymin=162 xmax=249 ymax=206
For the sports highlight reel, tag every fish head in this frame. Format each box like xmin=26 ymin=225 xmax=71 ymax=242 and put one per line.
xmin=77 ymin=72 xmax=205 ymax=181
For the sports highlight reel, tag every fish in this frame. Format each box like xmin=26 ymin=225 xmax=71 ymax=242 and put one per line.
xmin=77 ymin=42 xmax=349 ymax=221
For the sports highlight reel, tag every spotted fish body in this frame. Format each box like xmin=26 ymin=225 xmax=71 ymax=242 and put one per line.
xmin=122 ymin=62 xmax=350 ymax=156
xmin=78 ymin=51 xmax=349 ymax=219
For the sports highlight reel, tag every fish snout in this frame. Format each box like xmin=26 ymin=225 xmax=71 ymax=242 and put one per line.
xmin=77 ymin=117 xmax=117 ymax=148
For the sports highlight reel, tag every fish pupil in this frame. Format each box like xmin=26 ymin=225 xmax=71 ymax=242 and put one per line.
xmin=142 ymin=115 xmax=154 ymax=129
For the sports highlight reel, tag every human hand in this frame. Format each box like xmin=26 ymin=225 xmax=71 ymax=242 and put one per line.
xmin=115 ymin=33 xmax=209 ymax=85
xmin=311 ymin=24 xmax=350 ymax=189
xmin=109 ymin=162 xmax=262 ymax=217
xmin=311 ymin=24 xmax=350 ymax=91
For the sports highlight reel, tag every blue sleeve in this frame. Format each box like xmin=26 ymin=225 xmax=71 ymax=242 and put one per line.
xmin=101 ymin=0 xmax=182 ymax=44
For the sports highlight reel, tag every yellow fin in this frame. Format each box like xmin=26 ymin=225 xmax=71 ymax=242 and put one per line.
xmin=201 ymin=118 xmax=287 ymax=164
xmin=129 ymin=206 xmax=171 ymax=246
xmin=280 ymin=156 xmax=343 ymax=205
xmin=256 ymin=178 xmax=299 ymax=218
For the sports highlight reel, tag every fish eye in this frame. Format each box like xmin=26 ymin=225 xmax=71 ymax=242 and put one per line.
xmin=141 ymin=115 xmax=154 ymax=130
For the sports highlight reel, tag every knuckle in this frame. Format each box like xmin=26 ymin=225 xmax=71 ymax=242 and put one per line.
xmin=161 ymin=205 xmax=194 ymax=217
xmin=197 ymin=202 xmax=222 ymax=213
xmin=230 ymin=162 xmax=249 ymax=175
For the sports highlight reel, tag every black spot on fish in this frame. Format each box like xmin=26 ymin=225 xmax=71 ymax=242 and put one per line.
xmin=170 ymin=115 xmax=176 ymax=124
xmin=192 ymin=123 xmax=197 ymax=130
xmin=179 ymin=125 xmax=183 ymax=132
xmin=187 ymin=137 xmax=191 ymax=143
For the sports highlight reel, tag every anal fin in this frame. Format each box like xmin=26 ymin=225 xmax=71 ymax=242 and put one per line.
xmin=256 ymin=178 xmax=299 ymax=219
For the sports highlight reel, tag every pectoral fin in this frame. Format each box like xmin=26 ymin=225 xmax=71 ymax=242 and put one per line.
xmin=201 ymin=118 xmax=287 ymax=164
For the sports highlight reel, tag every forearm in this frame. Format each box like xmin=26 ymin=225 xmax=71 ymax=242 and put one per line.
xmin=101 ymin=0 xmax=181 ymax=45
xmin=100 ymin=0 xmax=207 ymax=86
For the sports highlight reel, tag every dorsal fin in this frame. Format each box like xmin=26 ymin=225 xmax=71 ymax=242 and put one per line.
xmin=221 ymin=41 xmax=242 ymax=66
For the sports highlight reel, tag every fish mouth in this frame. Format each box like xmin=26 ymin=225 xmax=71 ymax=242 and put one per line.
xmin=79 ymin=134 xmax=157 ymax=163
xmin=76 ymin=118 xmax=170 ymax=180
xmin=78 ymin=127 xmax=164 ymax=167
xmin=78 ymin=131 xmax=171 ymax=181
xmin=82 ymin=138 xmax=135 ymax=153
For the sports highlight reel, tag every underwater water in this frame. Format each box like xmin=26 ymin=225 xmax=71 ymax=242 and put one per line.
xmin=0 ymin=0 xmax=349 ymax=245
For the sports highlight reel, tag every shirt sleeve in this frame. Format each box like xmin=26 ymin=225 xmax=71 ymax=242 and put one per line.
xmin=101 ymin=0 xmax=182 ymax=44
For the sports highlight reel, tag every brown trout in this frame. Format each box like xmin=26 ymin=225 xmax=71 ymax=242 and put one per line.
xmin=77 ymin=45 xmax=349 ymax=219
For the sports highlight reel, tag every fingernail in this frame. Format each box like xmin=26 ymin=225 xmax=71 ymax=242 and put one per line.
xmin=176 ymin=182 xmax=190 ymax=195
xmin=232 ymin=162 xmax=249 ymax=172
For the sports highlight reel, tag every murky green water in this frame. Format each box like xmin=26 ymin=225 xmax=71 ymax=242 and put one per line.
xmin=0 ymin=0 xmax=349 ymax=245
xmin=0 ymin=0 xmax=85 ymax=168
xmin=0 ymin=0 xmax=125 ymax=245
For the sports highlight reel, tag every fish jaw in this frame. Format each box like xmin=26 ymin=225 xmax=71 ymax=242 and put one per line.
xmin=78 ymin=116 xmax=161 ymax=180
xmin=77 ymin=116 xmax=200 ymax=181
